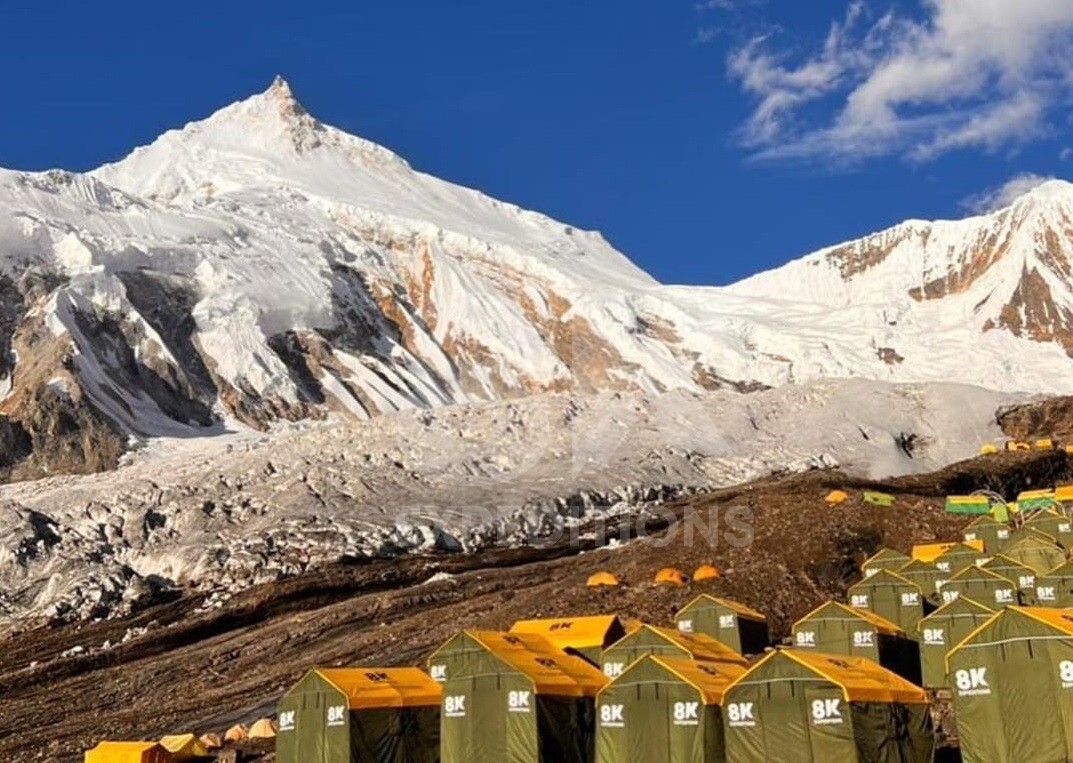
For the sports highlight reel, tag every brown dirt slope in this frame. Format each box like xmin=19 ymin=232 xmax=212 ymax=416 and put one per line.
xmin=0 ymin=449 xmax=1068 ymax=763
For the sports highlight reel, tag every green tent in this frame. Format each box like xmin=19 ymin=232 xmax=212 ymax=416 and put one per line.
xmin=276 ymin=668 xmax=441 ymax=763
xmin=931 ymin=543 xmax=988 ymax=579
xmin=981 ymin=555 xmax=1039 ymax=605
xmin=937 ymin=566 xmax=1019 ymax=609
xmin=1025 ymin=510 xmax=1073 ymax=548
xmin=722 ymin=650 xmax=934 ymax=763
xmin=1000 ymin=534 xmax=1067 ymax=576
xmin=948 ymin=607 xmax=1073 ymax=763
xmin=962 ymin=515 xmax=1011 ymax=553
xmin=791 ymin=601 xmax=921 ymax=684
xmin=946 ymin=495 xmax=991 ymax=516
xmin=895 ymin=559 xmax=947 ymax=605
xmin=916 ymin=596 xmax=994 ymax=689
xmin=600 ymin=624 xmax=746 ymax=680
xmin=1016 ymin=490 xmax=1059 ymax=514
xmin=510 ymin=616 xmax=627 ymax=665
xmin=674 ymin=595 xmax=770 ymax=656
xmin=846 ymin=568 xmax=930 ymax=633
xmin=860 ymin=548 xmax=911 ymax=579
xmin=862 ymin=491 xmax=895 ymax=507
xmin=1034 ymin=560 xmax=1073 ymax=607
xmin=428 ymin=630 xmax=606 ymax=763
xmin=596 ymin=656 xmax=746 ymax=763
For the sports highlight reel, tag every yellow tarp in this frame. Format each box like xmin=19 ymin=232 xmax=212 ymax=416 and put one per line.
xmin=85 ymin=742 xmax=170 ymax=763
xmin=316 ymin=667 xmax=442 ymax=709
xmin=779 ymin=650 xmax=929 ymax=705
xmin=1055 ymin=485 xmax=1073 ymax=503
xmin=1020 ymin=606 xmax=1073 ymax=635
xmin=979 ymin=444 xmax=999 ymax=455
xmin=1036 ymin=439 xmax=1056 ymax=450
xmin=465 ymin=630 xmax=608 ymax=696
xmin=911 ymin=540 xmax=984 ymax=562
xmin=159 ymin=733 xmax=207 ymax=761
xmin=825 ymin=490 xmax=849 ymax=505
xmin=510 ymin=615 xmax=623 ymax=653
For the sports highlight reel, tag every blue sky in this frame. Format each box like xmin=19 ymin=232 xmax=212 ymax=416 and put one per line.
xmin=1 ymin=1 xmax=1072 ymax=285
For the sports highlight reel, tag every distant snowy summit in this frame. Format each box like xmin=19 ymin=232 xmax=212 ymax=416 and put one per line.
xmin=0 ymin=78 xmax=1070 ymax=477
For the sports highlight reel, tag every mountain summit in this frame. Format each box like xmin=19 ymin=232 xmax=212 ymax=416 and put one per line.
xmin=0 ymin=81 xmax=1070 ymax=477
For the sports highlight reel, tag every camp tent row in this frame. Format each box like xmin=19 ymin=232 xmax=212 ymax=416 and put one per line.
xmin=790 ymin=601 xmax=921 ymax=685
xmin=428 ymin=630 xmax=607 ymax=763
xmin=276 ymin=667 xmax=441 ymax=763
xmin=721 ymin=650 xmax=934 ymax=763
xmin=948 ymin=607 xmax=1073 ymax=763
xmin=674 ymin=595 xmax=770 ymax=657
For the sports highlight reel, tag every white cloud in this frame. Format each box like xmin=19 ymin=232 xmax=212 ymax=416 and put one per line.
xmin=960 ymin=173 xmax=1055 ymax=214
xmin=1061 ymin=147 xmax=1073 ymax=161
xmin=728 ymin=0 xmax=1073 ymax=163
xmin=696 ymin=0 xmax=736 ymax=9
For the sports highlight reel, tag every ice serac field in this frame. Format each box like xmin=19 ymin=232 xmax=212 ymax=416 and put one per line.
xmin=0 ymin=380 xmax=1021 ymax=631
xmin=0 ymin=78 xmax=1072 ymax=636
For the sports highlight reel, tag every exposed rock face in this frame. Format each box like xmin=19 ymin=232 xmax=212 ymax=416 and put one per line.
xmin=0 ymin=79 xmax=1072 ymax=481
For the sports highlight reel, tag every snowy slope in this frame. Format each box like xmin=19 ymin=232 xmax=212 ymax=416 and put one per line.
xmin=0 ymin=77 xmax=1070 ymax=479
xmin=0 ymin=380 xmax=1020 ymax=630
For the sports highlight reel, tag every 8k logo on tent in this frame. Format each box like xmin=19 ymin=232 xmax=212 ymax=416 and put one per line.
xmin=726 ymin=702 xmax=756 ymax=728
xmin=811 ymin=699 xmax=842 ymax=725
xmin=672 ymin=702 xmax=700 ymax=726
xmin=600 ymin=704 xmax=625 ymax=728
xmin=954 ymin=668 xmax=990 ymax=696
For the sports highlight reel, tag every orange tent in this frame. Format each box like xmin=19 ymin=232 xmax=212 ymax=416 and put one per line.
xmin=654 ymin=568 xmax=688 ymax=586
xmin=587 ymin=572 xmax=620 ymax=587
xmin=249 ymin=718 xmax=276 ymax=739
xmin=223 ymin=725 xmax=248 ymax=743
xmin=825 ymin=490 xmax=849 ymax=505
xmin=693 ymin=565 xmax=721 ymax=582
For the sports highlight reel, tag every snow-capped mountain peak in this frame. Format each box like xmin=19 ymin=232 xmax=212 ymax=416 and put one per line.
xmin=0 ymin=81 xmax=1072 ymax=482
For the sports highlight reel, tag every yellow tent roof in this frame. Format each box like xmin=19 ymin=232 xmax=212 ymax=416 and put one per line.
xmin=779 ymin=650 xmax=928 ymax=705
xmin=248 ymin=718 xmax=277 ymax=739
xmin=912 ymin=540 xmax=984 ymax=562
xmin=465 ymin=631 xmax=608 ymax=696
xmin=1055 ymin=485 xmax=1073 ymax=503
xmin=223 ymin=725 xmax=248 ymax=743
xmin=797 ymin=600 xmax=904 ymax=636
xmin=631 ymin=624 xmax=750 ymax=665
xmin=315 ymin=667 xmax=442 ymax=709
xmin=1018 ymin=607 xmax=1073 ymax=635
xmin=649 ymin=656 xmax=749 ymax=705
xmin=947 ymin=495 xmax=990 ymax=506
xmin=693 ymin=565 xmax=722 ymax=581
xmin=1018 ymin=489 xmax=1056 ymax=502
xmin=678 ymin=593 xmax=767 ymax=622
xmin=949 ymin=565 xmax=1010 ymax=584
xmin=159 ymin=733 xmax=208 ymax=760
xmin=510 ymin=615 xmax=623 ymax=653
xmin=654 ymin=567 xmax=688 ymax=586
xmin=587 ymin=572 xmax=620 ymax=587
xmin=851 ymin=567 xmax=918 ymax=589
xmin=85 ymin=742 xmax=168 ymax=763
